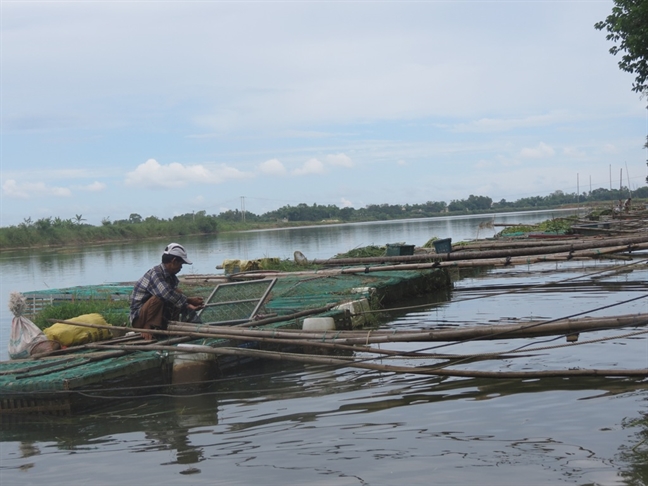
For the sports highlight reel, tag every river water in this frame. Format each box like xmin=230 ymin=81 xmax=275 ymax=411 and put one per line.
xmin=1 ymin=209 xmax=647 ymax=485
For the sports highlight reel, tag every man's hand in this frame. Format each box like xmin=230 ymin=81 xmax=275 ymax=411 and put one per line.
xmin=187 ymin=296 xmax=205 ymax=310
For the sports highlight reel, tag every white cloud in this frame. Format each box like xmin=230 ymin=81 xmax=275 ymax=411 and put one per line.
xmin=124 ymin=158 xmax=250 ymax=188
xmin=76 ymin=181 xmax=106 ymax=192
xmin=2 ymin=179 xmax=72 ymax=199
xmin=325 ymin=153 xmax=353 ymax=168
xmin=292 ymin=158 xmax=325 ymax=176
xmin=281 ymin=129 xmax=333 ymax=139
xmin=340 ymin=197 xmax=353 ymax=208
xmin=520 ymin=142 xmax=555 ymax=159
xmin=258 ymin=158 xmax=287 ymax=176
xmin=1 ymin=2 xmax=645 ymax=227
xmin=3 ymin=1 xmax=628 ymax=135
xmin=452 ymin=112 xmax=573 ymax=133
xmin=563 ymin=147 xmax=586 ymax=158
xmin=473 ymin=159 xmax=493 ymax=169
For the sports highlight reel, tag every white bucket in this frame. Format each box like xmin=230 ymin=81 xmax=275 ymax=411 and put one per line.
xmin=302 ymin=317 xmax=335 ymax=331
xmin=334 ymin=298 xmax=371 ymax=328
xmin=172 ymin=344 xmax=215 ymax=385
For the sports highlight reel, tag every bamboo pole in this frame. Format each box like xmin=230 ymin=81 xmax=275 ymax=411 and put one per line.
xmin=49 ymin=311 xmax=648 ymax=348
xmin=44 ymin=318 xmax=533 ymax=363
xmin=41 ymin=317 xmax=648 ymax=379
xmin=456 ymin=238 xmax=582 ymax=250
xmin=40 ymin=318 xmax=459 ymax=359
xmin=170 ymin=313 xmax=648 ymax=344
xmin=368 ymin=243 xmax=648 ymax=268
xmin=50 ymin=310 xmax=648 ymax=347
xmin=85 ymin=342 xmax=648 ymax=379
xmin=229 ymin=244 xmax=648 ymax=279
xmin=310 ymin=234 xmax=648 ymax=265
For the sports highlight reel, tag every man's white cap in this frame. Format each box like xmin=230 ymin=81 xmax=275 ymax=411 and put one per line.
xmin=164 ymin=243 xmax=192 ymax=265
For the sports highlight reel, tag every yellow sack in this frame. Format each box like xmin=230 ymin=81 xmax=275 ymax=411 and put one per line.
xmin=222 ymin=259 xmax=261 ymax=274
xmin=44 ymin=313 xmax=113 ymax=347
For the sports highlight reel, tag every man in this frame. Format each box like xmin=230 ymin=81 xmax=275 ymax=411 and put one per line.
xmin=130 ymin=243 xmax=204 ymax=340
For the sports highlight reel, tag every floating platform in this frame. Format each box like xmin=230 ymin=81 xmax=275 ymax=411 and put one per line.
xmin=2 ymin=267 xmax=451 ymax=415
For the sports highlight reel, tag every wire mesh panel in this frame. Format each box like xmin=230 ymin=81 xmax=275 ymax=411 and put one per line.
xmin=198 ymin=278 xmax=276 ymax=325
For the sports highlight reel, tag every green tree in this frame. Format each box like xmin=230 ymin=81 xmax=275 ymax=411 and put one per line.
xmin=34 ymin=217 xmax=52 ymax=231
xmin=595 ymin=0 xmax=648 ymax=95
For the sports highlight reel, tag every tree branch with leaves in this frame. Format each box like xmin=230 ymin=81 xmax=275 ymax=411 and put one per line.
xmin=595 ymin=0 xmax=648 ymax=96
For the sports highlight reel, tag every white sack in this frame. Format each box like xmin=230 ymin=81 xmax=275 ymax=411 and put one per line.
xmin=7 ymin=292 xmax=49 ymax=359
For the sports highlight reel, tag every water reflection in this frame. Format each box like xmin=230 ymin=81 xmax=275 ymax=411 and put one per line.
xmin=1 ymin=394 xmax=219 ymax=471
xmin=619 ymin=413 xmax=648 ymax=485
xmin=1 ymin=357 xmax=646 ymax=484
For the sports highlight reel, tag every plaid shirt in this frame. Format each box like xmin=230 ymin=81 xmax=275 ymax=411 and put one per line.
xmin=129 ymin=263 xmax=188 ymax=323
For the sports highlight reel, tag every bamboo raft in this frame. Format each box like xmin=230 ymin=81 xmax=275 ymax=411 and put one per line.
xmin=3 ymin=226 xmax=648 ymax=415
xmin=1 ymin=269 xmax=450 ymax=415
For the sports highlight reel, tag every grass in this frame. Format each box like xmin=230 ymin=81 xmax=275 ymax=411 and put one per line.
xmin=333 ymin=245 xmax=386 ymax=259
xmin=497 ymin=217 xmax=578 ymax=237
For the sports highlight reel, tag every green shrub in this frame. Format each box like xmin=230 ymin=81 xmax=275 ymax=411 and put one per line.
xmin=334 ymin=245 xmax=386 ymax=259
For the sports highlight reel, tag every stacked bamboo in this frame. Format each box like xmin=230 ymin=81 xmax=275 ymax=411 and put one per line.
xmin=308 ymin=234 xmax=648 ymax=267
xmin=45 ymin=312 xmax=648 ymax=379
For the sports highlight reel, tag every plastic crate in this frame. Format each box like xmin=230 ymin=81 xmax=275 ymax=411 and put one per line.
xmin=385 ymin=244 xmax=415 ymax=256
xmin=433 ymin=238 xmax=452 ymax=254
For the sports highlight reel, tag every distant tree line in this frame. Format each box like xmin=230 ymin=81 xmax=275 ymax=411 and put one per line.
xmin=1 ymin=186 xmax=645 ymax=249
xmin=252 ymin=186 xmax=645 ymax=222
xmin=0 ymin=211 xmax=218 ymax=249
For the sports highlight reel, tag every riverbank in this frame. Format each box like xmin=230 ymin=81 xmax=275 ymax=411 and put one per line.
xmin=0 ymin=204 xmax=599 ymax=252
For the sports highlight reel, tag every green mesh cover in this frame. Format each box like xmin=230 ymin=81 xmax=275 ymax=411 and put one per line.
xmin=199 ymin=279 xmax=275 ymax=324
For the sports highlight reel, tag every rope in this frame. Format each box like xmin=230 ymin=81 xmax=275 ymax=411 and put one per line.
xmin=352 ymin=258 xmax=648 ymax=316
xmin=340 ymin=259 xmax=648 ymax=373
xmin=413 ymin=293 xmax=648 ymax=355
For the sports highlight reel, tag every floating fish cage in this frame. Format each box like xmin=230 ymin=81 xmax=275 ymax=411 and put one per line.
xmin=21 ymin=285 xmax=133 ymax=318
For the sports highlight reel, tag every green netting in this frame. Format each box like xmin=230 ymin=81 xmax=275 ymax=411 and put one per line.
xmin=199 ymin=279 xmax=274 ymax=323
xmin=23 ymin=285 xmax=134 ymax=300
xmin=18 ymin=269 xmax=444 ymax=322
xmin=262 ymin=271 xmax=425 ymax=314
xmin=0 ymin=351 xmax=162 ymax=394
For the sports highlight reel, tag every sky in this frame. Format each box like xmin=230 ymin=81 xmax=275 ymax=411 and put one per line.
xmin=1 ymin=0 xmax=647 ymax=227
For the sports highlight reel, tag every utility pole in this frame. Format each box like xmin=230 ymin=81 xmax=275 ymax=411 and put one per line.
xmin=625 ymin=162 xmax=631 ymax=197
xmin=240 ymin=196 xmax=246 ymax=223
xmin=577 ymin=173 xmax=579 ymax=205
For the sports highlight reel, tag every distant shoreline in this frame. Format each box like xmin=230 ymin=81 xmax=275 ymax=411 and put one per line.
xmin=0 ymin=206 xmax=594 ymax=253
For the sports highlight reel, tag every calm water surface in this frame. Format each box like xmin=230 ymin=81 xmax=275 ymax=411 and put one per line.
xmin=1 ymin=210 xmax=647 ymax=485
